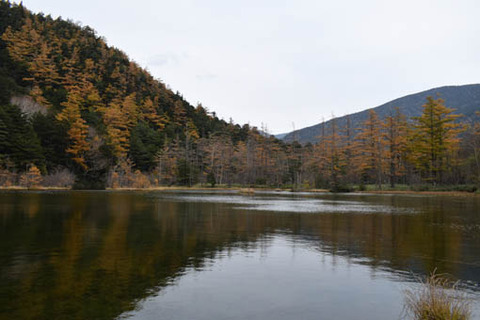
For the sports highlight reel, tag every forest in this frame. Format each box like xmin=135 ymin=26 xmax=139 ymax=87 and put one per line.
xmin=0 ymin=1 xmax=479 ymax=191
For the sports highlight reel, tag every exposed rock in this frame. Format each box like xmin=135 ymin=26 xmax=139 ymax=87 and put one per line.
xmin=10 ymin=95 xmax=47 ymax=118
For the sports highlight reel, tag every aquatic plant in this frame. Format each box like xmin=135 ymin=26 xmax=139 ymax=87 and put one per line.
xmin=404 ymin=271 xmax=471 ymax=320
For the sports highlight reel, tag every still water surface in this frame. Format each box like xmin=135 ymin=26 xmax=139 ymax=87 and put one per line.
xmin=1 ymin=191 xmax=480 ymax=319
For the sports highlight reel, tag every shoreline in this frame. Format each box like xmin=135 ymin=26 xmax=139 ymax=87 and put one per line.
xmin=356 ymin=190 xmax=480 ymax=197
xmin=0 ymin=185 xmax=478 ymax=196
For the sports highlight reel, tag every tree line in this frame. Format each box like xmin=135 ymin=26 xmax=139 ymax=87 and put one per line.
xmin=107 ymin=97 xmax=479 ymax=190
xmin=5 ymin=95 xmax=478 ymax=190
xmin=0 ymin=1 xmax=479 ymax=190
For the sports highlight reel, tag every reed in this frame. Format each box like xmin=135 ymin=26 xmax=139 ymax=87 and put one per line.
xmin=404 ymin=272 xmax=471 ymax=320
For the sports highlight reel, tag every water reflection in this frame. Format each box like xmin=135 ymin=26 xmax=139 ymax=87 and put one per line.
xmin=0 ymin=191 xmax=479 ymax=319
xmin=122 ymin=236 xmax=407 ymax=320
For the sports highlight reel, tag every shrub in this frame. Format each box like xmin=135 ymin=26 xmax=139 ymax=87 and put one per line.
xmin=330 ymin=184 xmax=353 ymax=193
xmin=42 ymin=167 xmax=75 ymax=188
xmin=132 ymin=170 xmax=151 ymax=188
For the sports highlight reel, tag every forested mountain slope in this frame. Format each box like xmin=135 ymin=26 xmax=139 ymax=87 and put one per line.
xmin=0 ymin=1 xmax=258 ymax=188
xmin=1 ymin=1 xmax=479 ymax=190
xmin=283 ymin=84 xmax=480 ymax=144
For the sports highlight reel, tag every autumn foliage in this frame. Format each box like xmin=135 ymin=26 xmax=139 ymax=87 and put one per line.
xmin=0 ymin=1 xmax=478 ymax=190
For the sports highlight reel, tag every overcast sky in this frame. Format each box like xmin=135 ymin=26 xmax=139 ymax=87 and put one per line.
xmin=21 ymin=0 xmax=480 ymax=134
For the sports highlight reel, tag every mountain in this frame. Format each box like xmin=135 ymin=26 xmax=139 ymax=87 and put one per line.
xmin=282 ymin=84 xmax=480 ymax=144
xmin=274 ymin=132 xmax=289 ymax=140
xmin=0 ymin=1 xmax=256 ymax=187
xmin=1 ymin=1 xmax=479 ymax=190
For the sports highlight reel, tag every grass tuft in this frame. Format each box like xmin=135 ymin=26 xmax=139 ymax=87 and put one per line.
xmin=404 ymin=271 xmax=471 ymax=320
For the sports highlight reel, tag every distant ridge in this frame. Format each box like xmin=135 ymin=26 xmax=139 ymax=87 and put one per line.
xmin=273 ymin=132 xmax=288 ymax=140
xmin=282 ymin=84 xmax=480 ymax=144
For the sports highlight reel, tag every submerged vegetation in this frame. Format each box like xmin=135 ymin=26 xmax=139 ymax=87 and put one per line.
xmin=404 ymin=272 xmax=471 ymax=320
xmin=0 ymin=1 xmax=480 ymax=191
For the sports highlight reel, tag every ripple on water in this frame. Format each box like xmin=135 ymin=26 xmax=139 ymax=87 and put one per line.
xmin=157 ymin=193 xmax=418 ymax=215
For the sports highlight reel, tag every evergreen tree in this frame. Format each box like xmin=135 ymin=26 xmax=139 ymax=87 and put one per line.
xmin=129 ymin=121 xmax=163 ymax=171
xmin=0 ymin=104 xmax=45 ymax=170
xmin=32 ymin=112 xmax=70 ymax=170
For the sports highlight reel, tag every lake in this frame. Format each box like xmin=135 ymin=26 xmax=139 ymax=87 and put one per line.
xmin=1 ymin=190 xmax=480 ymax=319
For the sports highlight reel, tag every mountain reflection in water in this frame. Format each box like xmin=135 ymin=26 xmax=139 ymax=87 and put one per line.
xmin=0 ymin=191 xmax=479 ymax=319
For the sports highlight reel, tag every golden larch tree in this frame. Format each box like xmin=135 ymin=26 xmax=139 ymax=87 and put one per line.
xmin=56 ymin=89 xmax=90 ymax=169
xmin=20 ymin=164 xmax=43 ymax=188
xmin=410 ymin=97 xmax=464 ymax=184
xmin=354 ymin=110 xmax=385 ymax=189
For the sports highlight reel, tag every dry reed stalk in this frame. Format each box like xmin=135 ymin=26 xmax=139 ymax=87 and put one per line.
xmin=404 ymin=271 xmax=471 ymax=320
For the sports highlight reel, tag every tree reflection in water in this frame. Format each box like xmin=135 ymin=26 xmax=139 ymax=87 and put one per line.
xmin=0 ymin=191 xmax=479 ymax=319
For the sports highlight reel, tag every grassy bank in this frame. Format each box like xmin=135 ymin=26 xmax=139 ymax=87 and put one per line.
xmin=353 ymin=184 xmax=480 ymax=196
xmin=357 ymin=184 xmax=478 ymax=193
xmin=0 ymin=186 xmax=71 ymax=191
xmin=0 ymin=183 xmax=478 ymax=196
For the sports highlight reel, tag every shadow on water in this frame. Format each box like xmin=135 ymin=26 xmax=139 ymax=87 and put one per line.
xmin=1 ymin=191 xmax=480 ymax=319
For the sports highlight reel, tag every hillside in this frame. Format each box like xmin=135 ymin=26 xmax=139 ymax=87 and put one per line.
xmin=282 ymin=84 xmax=480 ymax=144
xmin=1 ymin=1 xmax=479 ymax=191
xmin=0 ymin=1 xmax=257 ymax=188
